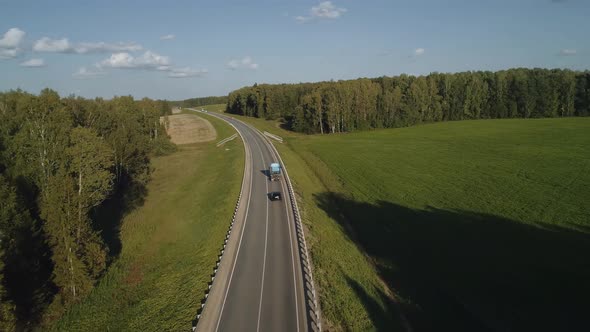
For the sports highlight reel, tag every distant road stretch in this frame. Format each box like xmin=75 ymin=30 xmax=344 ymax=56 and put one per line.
xmin=193 ymin=110 xmax=309 ymax=332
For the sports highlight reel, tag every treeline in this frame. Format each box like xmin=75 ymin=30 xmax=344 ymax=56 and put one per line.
xmin=226 ymin=68 xmax=590 ymax=133
xmin=173 ymin=95 xmax=228 ymax=108
xmin=0 ymin=89 xmax=174 ymax=329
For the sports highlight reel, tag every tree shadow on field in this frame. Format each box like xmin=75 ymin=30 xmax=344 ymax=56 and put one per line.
xmin=314 ymin=192 xmax=590 ymax=332
xmin=344 ymin=275 xmax=407 ymax=332
xmin=91 ymin=181 xmax=147 ymax=261
xmin=279 ymin=121 xmax=292 ymax=132
xmin=6 ymin=176 xmax=56 ymax=326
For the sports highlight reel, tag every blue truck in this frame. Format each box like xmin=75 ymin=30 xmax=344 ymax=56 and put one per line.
xmin=269 ymin=163 xmax=281 ymax=181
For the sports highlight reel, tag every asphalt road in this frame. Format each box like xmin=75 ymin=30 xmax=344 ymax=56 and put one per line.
xmin=194 ymin=111 xmax=308 ymax=332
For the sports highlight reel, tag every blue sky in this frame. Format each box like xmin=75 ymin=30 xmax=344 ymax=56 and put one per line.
xmin=0 ymin=0 xmax=588 ymax=100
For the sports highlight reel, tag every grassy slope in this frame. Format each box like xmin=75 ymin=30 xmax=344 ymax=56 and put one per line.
xmin=213 ymin=111 xmax=404 ymax=331
xmin=219 ymin=112 xmax=590 ymax=331
xmin=298 ymin=118 xmax=590 ymax=331
xmin=52 ymin=114 xmax=243 ymax=331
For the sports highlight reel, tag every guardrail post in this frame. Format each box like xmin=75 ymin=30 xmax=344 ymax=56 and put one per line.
xmin=260 ymin=129 xmax=321 ymax=331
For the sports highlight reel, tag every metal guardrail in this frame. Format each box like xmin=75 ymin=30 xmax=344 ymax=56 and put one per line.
xmin=263 ymin=131 xmax=283 ymax=143
xmin=192 ymin=191 xmax=242 ymax=331
xmin=265 ymin=134 xmax=322 ymax=332
xmin=192 ymin=127 xmax=245 ymax=330
xmin=191 ymin=191 xmax=242 ymax=331
xmin=189 ymin=112 xmax=320 ymax=331
xmin=216 ymin=133 xmax=238 ymax=147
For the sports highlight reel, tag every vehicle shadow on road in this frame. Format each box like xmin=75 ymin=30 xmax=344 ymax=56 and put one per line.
xmin=314 ymin=192 xmax=590 ymax=332
xmin=259 ymin=169 xmax=270 ymax=180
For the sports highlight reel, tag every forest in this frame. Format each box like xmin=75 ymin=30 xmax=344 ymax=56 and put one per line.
xmin=0 ymin=89 xmax=174 ymax=330
xmin=174 ymin=95 xmax=228 ymax=108
xmin=226 ymin=68 xmax=590 ymax=133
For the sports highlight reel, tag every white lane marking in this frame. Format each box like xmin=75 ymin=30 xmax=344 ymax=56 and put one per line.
xmin=263 ymin=133 xmax=301 ymax=332
xmin=215 ymin=121 xmax=253 ymax=332
xmin=212 ymin=115 xmax=301 ymax=332
xmin=252 ymin=135 xmax=270 ymax=332
xmin=277 ymin=166 xmax=301 ymax=332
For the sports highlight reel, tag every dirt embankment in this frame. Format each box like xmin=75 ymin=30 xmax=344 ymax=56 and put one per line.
xmin=161 ymin=114 xmax=217 ymax=145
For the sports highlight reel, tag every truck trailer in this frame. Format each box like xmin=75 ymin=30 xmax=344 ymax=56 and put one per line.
xmin=269 ymin=163 xmax=281 ymax=181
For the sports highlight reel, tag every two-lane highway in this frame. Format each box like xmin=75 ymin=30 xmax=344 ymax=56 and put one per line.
xmin=194 ymin=111 xmax=308 ymax=332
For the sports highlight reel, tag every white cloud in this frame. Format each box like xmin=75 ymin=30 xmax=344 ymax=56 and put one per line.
xmin=559 ymin=49 xmax=577 ymax=56
xmin=227 ymin=59 xmax=240 ymax=70
xmin=312 ymin=1 xmax=347 ymax=18
xmin=33 ymin=37 xmax=142 ymax=54
xmin=20 ymin=58 xmax=45 ymax=67
xmin=90 ymin=50 xmax=205 ymax=78
xmin=168 ymin=67 xmax=208 ymax=78
xmin=227 ymin=56 xmax=259 ymax=70
xmin=414 ymin=48 xmax=425 ymax=56
xmin=99 ymin=52 xmax=134 ymax=68
xmin=75 ymin=42 xmax=142 ymax=53
xmin=33 ymin=37 xmax=72 ymax=52
xmin=99 ymin=51 xmax=170 ymax=70
xmin=0 ymin=28 xmax=25 ymax=59
xmin=136 ymin=51 xmax=170 ymax=67
xmin=296 ymin=1 xmax=347 ymax=23
xmin=0 ymin=48 xmax=18 ymax=59
xmin=72 ymin=66 xmax=106 ymax=79
xmin=160 ymin=34 xmax=175 ymax=40
xmin=295 ymin=16 xmax=309 ymax=23
xmin=0 ymin=28 xmax=25 ymax=48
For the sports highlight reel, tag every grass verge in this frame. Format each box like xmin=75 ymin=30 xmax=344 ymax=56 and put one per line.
xmin=51 ymin=113 xmax=243 ymax=331
xmin=220 ymin=112 xmax=405 ymax=331
xmin=222 ymin=113 xmax=590 ymax=331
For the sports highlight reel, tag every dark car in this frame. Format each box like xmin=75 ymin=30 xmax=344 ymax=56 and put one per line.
xmin=268 ymin=191 xmax=282 ymax=201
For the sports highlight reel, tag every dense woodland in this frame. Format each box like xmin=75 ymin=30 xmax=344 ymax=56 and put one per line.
xmin=2 ymin=69 xmax=588 ymax=329
xmin=0 ymin=89 xmax=174 ymax=330
xmin=173 ymin=95 xmax=228 ymax=108
xmin=226 ymin=68 xmax=590 ymax=133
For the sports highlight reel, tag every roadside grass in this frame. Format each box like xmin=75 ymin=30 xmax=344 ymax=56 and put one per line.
xmin=221 ymin=112 xmax=404 ymax=331
xmin=300 ymin=118 xmax=590 ymax=331
xmin=222 ymin=113 xmax=590 ymax=331
xmin=52 ymin=114 xmax=243 ymax=331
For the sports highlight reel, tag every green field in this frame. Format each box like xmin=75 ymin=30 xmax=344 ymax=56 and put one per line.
xmin=52 ymin=114 xmax=243 ymax=331
xmin=224 ymin=114 xmax=590 ymax=331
